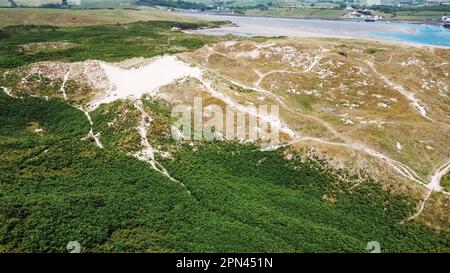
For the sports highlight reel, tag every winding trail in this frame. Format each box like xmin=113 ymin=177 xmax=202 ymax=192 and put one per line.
xmin=408 ymin=160 xmax=450 ymax=220
xmin=60 ymin=69 xmax=70 ymax=100
xmin=2 ymin=53 xmax=450 ymax=220
xmin=428 ymin=160 xmax=450 ymax=192
xmin=1 ymin=85 xmax=104 ymax=149
xmin=407 ymin=189 xmax=433 ymax=221
xmin=303 ymin=48 xmax=327 ymax=73
xmin=75 ymin=106 xmax=103 ymax=149
xmin=196 ymin=67 xmax=434 ymax=189
xmin=281 ymin=136 xmax=427 ymax=185
xmin=133 ymin=99 xmax=190 ymax=193
xmin=366 ymin=61 xmax=432 ymax=121
xmin=198 ymin=76 xmax=301 ymax=140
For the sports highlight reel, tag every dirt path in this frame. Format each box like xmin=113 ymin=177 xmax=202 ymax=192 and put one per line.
xmin=60 ymin=69 xmax=70 ymax=100
xmin=133 ymin=99 xmax=190 ymax=194
xmin=75 ymin=106 xmax=103 ymax=149
xmin=407 ymin=189 xmax=433 ymax=221
xmin=366 ymin=61 xmax=432 ymax=121
xmin=428 ymin=160 xmax=450 ymax=191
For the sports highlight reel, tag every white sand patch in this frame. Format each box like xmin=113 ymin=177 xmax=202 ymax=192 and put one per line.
xmin=304 ymin=89 xmax=321 ymax=97
xmin=341 ymin=117 xmax=354 ymax=125
xmin=60 ymin=69 xmax=70 ymax=100
xmin=223 ymin=41 xmax=238 ymax=48
xmin=428 ymin=160 xmax=450 ymax=191
xmin=1 ymin=86 xmax=17 ymax=98
xmin=303 ymin=48 xmax=327 ymax=72
xmin=236 ymin=49 xmax=260 ymax=59
xmin=133 ymin=99 xmax=157 ymax=169
xmin=377 ymin=102 xmax=390 ymax=108
xmin=256 ymin=42 xmax=276 ymax=49
xmin=89 ymin=56 xmax=203 ymax=110
xmin=372 ymin=94 xmax=383 ymax=99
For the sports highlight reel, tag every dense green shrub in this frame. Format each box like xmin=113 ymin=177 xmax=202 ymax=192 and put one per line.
xmin=0 ymin=21 xmax=219 ymax=68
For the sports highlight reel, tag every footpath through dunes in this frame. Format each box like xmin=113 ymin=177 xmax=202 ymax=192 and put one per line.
xmin=1 ymin=36 xmax=450 ymax=228
xmin=182 ymin=38 xmax=450 ymax=179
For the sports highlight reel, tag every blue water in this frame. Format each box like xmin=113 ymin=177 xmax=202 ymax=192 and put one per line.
xmin=183 ymin=13 xmax=450 ymax=47
xmin=372 ymin=23 xmax=450 ymax=47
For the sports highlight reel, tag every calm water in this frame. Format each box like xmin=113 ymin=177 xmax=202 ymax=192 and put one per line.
xmin=183 ymin=13 xmax=450 ymax=47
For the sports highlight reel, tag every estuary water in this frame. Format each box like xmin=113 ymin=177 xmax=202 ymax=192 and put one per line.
xmin=182 ymin=13 xmax=450 ymax=47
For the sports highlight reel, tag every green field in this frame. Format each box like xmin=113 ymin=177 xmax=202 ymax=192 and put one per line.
xmin=246 ymin=7 xmax=346 ymax=18
xmin=382 ymin=10 xmax=448 ymax=20
xmin=0 ymin=7 xmax=207 ymax=28
xmin=0 ymin=0 xmax=135 ymax=7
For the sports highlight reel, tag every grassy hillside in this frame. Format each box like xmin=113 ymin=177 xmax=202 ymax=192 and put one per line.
xmin=1 ymin=92 xmax=449 ymax=252
xmin=246 ymin=7 xmax=346 ymax=18
xmin=0 ymin=0 xmax=135 ymax=7
xmin=245 ymin=6 xmax=449 ymax=21
xmin=0 ymin=7 xmax=205 ymax=28
xmin=77 ymin=0 xmax=135 ymax=8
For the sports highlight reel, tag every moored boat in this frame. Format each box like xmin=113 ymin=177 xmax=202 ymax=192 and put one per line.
xmin=364 ymin=15 xmax=381 ymax=22
xmin=443 ymin=16 xmax=450 ymax=28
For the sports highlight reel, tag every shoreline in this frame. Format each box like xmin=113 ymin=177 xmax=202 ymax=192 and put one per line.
xmin=180 ymin=11 xmax=444 ymax=26
xmin=185 ymin=28 xmax=450 ymax=49
xmin=181 ymin=12 xmax=450 ymax=49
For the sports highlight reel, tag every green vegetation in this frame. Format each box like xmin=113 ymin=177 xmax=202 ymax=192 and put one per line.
xmin=90 ymin=100 xmax=141 ymax=153
xmin=1 ymin=92 xmax=449 ymax=252
xmin=249 ymin=35 xmax=287 ymax=43
xmin=141 ymin=97 xmax=176 ymax=147
xmin=245 ymin=5 xmax=448 ymax=21
xmin=372 ymin=5 xmax=450 ymax=14
xmin=138 ymin=0 xmax=215 ymax=10
xmin=246 ymin=7 xmax=346 ymax=18
xmin=364 ymin=47 xmax=383 ymax=54
xmin=442 ymin=173 xmax=450 ymax=192
xmin=0 ymin=20 xmax=224 ymax=68
xmin=376 ymin=10 xmax=449 ymax=21
xmin=228 ymin=83 xmax=254 ymax=93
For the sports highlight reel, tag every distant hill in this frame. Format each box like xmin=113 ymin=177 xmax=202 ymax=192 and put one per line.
xmin=0 ymin=0 xmax=135 ymax=8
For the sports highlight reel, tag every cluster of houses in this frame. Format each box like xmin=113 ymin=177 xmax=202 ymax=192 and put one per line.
xmin=343 ymin=6 xmax=383 ymax=21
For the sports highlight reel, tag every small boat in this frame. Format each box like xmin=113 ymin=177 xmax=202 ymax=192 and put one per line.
xmin=442 ymin=16 xmax=450 ymax=29
xmin=365 ymin=15 xmax=380 ymax=22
